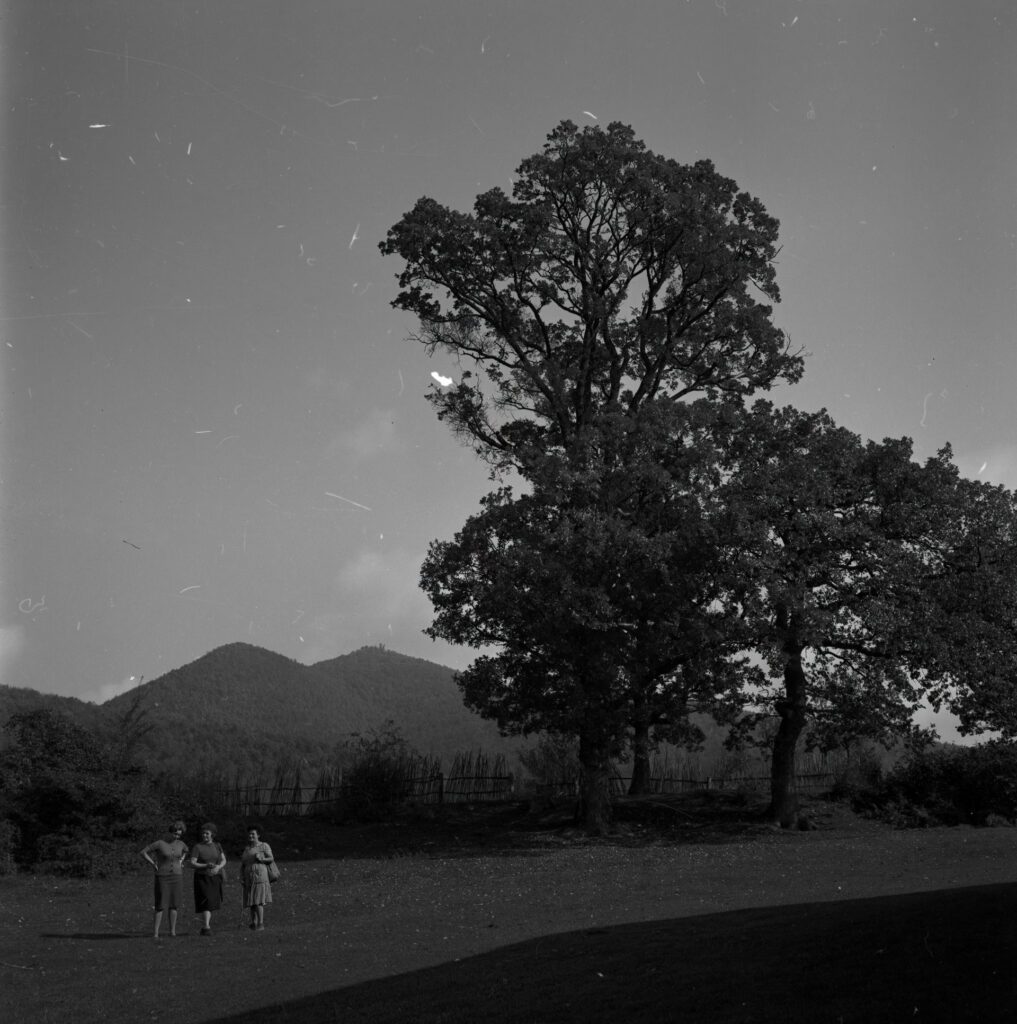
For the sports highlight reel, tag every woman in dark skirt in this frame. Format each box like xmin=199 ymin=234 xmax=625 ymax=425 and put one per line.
xmin=188 ymin=822 xmax=227 ymax=936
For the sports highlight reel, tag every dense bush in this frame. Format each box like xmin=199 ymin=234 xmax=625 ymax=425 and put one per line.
xmin=859 ymin=741 xmax=1017 ymax=827
xmin=336 ymin=721 xmax=424 ymax=820
xmin=1 ymin=709 xmax=170 ymax=876
xmin=828 ymin=743 xmax=887 ymax=802
xmin=517 ymin=733 xmax=580 ymax=793
xmin=0 ymin=818 xmax=20 ymax=875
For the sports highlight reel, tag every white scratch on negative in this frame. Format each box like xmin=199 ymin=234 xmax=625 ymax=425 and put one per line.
xmin=325 ymin=492 xmax=372 ymax=512
xmin=979 ymin=462 xmax=988 ymax=474
xmin=920 ymin=392 xmax=933 ymax=427
xmin=179 ymin=586 xmax=200 ymax=594
xmin=349 ymin=224 xmax=361 ymax=249
xmin=66 ymin=320 xmax=94 ymax=339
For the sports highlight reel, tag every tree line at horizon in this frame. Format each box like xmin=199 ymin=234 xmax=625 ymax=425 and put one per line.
xmin=380 ymin=119 xmax=1017 ymax=833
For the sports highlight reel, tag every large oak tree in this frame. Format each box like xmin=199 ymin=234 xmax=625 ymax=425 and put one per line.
xmin=420 ymin=401 xmax=756 ymax=829
xmin=383 ymin=122 xmax=801 ymax=831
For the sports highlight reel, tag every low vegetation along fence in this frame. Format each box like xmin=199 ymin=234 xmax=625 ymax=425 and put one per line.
xmin=170 ymin=752 xmax=845 ymax=818
xmin=184 ymin=751 xmax=515 ymax=817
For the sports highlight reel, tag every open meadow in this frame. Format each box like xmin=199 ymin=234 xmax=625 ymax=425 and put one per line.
xmin=2 ymin=798 xmax=1016 ymax=1023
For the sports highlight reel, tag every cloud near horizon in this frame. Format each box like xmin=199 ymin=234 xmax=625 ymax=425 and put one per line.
xmin=297 ymin=545 xmax=447 ymax=666
xmin=0 ymin=625 xmax=27 ymax=687
xmin=83 ymin=675 xmax=144 ymax=706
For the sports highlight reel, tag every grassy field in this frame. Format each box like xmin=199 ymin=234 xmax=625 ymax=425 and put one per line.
xmin=2 ymin=796 xmax=1016 ymax=1023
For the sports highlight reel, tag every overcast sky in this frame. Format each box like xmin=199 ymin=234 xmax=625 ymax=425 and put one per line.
xmin=1 ymin=2 xmax=1014 ymax=741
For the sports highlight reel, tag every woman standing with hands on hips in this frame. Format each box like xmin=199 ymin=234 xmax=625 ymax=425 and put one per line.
xmin=241 ymin=824 xmax=275 ymax=930
xmin=189 ymin=823 xmax=227 ymax=936
xmin=140 ymin=820 xmax=188 ymax=940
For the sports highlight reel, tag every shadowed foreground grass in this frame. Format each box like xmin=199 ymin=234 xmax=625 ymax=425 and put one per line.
xmin=202 ymin=883 xmax=1017 ymax=1024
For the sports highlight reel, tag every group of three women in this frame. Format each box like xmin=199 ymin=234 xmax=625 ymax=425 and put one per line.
xmin=140 ymin=822 xmax=275 ymax=939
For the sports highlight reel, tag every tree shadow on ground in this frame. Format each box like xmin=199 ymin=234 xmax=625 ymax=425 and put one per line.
xmin=198 ymin=883 xmax=1017 ymax=1024
xmin=241 ymin=794 xmax=797 ymax=863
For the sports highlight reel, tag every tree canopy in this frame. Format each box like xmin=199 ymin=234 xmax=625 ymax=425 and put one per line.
xmin=381 ymin=120 xmax=803 ymax=472
xmin=385 ymin=120 xmax=1017 ymax=833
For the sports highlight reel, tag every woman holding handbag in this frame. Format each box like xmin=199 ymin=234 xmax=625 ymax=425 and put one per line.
xmin=240 ymin=824 xmax=276 ymax=931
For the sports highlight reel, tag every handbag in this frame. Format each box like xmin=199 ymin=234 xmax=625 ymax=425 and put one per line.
xmin=267 ymin=859 xmax=281 ymax=883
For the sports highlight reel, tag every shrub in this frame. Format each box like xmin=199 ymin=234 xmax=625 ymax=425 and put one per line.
xmin=0 ymin=818 xmax=20 ymax=875
xmin=517 ymin=733 xmax=580 ymax=795
xmin=829 ymin=743 xmax=886 ymax=802
xmin=1 ymin=709 xmax=170 ymax=874
xmin=866 ymin=741 xmax=1017 ymax=827
xmin=337 ymin=721 xmax=424 ymax=820
xmin=34 ymin=832 xmax=141 ymax=878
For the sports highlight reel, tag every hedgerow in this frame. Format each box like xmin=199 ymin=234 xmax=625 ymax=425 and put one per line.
xmin=858 ymin=740 xmax=1017 ymax=827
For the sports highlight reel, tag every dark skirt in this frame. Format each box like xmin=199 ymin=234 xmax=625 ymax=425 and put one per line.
xmin=153 ymin=875 xmax=182 ymax=911
xmin=193 ymin=872 xmax=224 ymax=913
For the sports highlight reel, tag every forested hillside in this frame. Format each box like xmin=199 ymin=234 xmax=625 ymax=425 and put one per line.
xmin=2 ymin=644 xmax=524 ymax=778
xmin=0 ymin=686 xmax=105 ymax=730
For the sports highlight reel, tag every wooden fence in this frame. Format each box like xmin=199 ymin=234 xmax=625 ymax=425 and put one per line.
xmin=537 ymin=771 xmax=836 ymax=798
xmin=179 ymin=751 xmax=517 ymax=817
xmin=205 ymin=773 xmax=515 ymax=816
xmin=200 ymin=770 xmax=835 ymax=816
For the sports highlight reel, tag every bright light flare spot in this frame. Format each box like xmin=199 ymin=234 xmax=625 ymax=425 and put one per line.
xmin=431 ymin=372 xmax=454 ymax=386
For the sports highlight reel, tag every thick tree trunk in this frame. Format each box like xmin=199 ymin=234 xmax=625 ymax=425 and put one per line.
xmin=767 ymin=641 xmax=808 ymax=828
xmin=577 ymin=724 xmax=614 ymax=835
xmin=628 ymin=717 xmax=652 ymax=796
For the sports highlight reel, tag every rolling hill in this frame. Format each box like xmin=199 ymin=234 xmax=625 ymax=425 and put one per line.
xmin=1 ymin=644 xmax=526 ymax=779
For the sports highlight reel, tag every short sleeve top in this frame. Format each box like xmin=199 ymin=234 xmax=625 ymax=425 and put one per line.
xmin=190 ymin=841 xmax=224 ymax=872
xmin=143 ymin=838 xmax=188 ymax=876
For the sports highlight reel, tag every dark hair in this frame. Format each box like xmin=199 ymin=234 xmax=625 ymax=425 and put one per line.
xmin=170 ymin=820 xmax=186 ymax=833
xmin=245 ymin=823 xmax=262 ymax=835
xmin=200 ymin=822 xmax=217 ymax=836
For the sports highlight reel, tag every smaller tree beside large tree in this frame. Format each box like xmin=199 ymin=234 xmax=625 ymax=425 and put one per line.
xmin=714 ymin=402 xmax=1017 ymax=826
